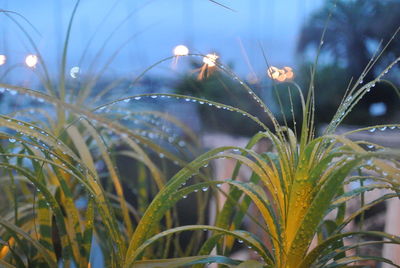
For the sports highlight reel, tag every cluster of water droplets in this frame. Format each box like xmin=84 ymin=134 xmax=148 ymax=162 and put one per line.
xmin=365 ymin=126 xmax=399 ymax=150
xmin=376 ymin=57 xmax=400 ymax=82
xmin=106 ymin=93 xmax=263 ymax=131
xmin=0 ymin=87 xmax=47 ymax=105
xmin=368 ymin=125 xmax=399 ymax=133
xmin=94 ymin=102 xmax=194 ymax=155
xmin=3 ymin=117 xmax=93 ymax=180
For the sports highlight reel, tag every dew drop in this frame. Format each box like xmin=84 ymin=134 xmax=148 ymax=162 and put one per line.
xmin=369 ymin=128 xmax=376 ymax=133
xmin=151 ymin=95 xmax=157 ymax=99
xmin=123 ymin=99 xmax=130 ymax=103
xmin=379 ymin=126 xmax=387 ymax=131
xmin=178 ymin=140 xmax=186 ymax=147
xmin=70 ymin=66 xmax=80 ymax=78
xmin=238 ymin=239 xmax=244 ymax=243
xmin=201 ymin=186 xmax=209 ymax=192
xmin=134 ymin=97 xmax=141 ymax=100
xmin=8 ymin=138 xmax=16 ymax=143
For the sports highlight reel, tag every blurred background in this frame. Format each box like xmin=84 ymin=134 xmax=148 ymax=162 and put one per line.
xmin=1 ymin=0 xmax=399 ymax=134
xmin=0 ymin=0 xmax=322 ymax=76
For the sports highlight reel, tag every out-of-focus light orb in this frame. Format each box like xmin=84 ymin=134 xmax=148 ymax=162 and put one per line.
xmin=285 ymin=71 xmax=294 ymax=80
xmin=284 ymin=67 xmax=294 ymax=80
xmin=267 ymin=66 xmax=280 ymax=79
xmin=283 ymin=66 xmax=293 ymax=72
xmin=203 ymin=53 xmax=218 ymax=67
xmin=267 ymin=66 xmax=294 ymax=82
xmin=70 ymin=66 xmax=80 ymax=79
xmin=369 ymin=102 xmax=387 ymax=116
xmin=0 ymin=55 xmax=6 ymax=66
xmin=173 ymin=45 xmax=189 ymax=56
xmin=25 ymin=54 xmax=38 ymax=68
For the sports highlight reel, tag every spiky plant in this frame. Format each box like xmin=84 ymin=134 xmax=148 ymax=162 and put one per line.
xmin=0 ymin=4 xmax=208 ymax=268
xmin=1 ymin=2 xmax=400 ymax=268
xmin=120 ymin=35 xmax=400 ymax=268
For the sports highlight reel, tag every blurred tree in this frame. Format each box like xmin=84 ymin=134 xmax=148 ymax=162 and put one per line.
xmin=173 ymin=60 xmax=266 ymax=136
xmin=296 ymin=0 xmax=400 ymax=126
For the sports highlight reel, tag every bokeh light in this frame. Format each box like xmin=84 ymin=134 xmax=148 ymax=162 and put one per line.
xmin=267 ymin=66 xmax=294 ymax=82
xmin=369 ymin=102 xmax=387 ymax=116
xmin=203 ymin=53 xmax=218 ymax=67
xmin=0 ymin=54 xmax=6 ymax=66
xmin=267 ymin=66 xmax=280 ymax=79
xmin=25 ymin=54 xmax=38 ymax=68
xmin=173 ymin=45 xmax=189 ymax=56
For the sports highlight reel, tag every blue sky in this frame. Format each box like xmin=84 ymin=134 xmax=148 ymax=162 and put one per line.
xmin=0 ymin=0 xmax=323 ymax=81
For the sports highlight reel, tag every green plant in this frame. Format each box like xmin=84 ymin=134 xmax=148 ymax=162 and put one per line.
xmin=1 ymin=2 xmax=400 ymax=268
xmin=0 ymin=5 xmax=208 ymax=268
xmin=119 ymin=37 xmax=400 ymax=267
